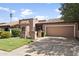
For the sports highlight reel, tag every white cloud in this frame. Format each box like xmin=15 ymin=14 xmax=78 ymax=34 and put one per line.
xmin=11 ymin=10 xmax=16 ymax=13
xmin=0 ymin=7 xmax=16 ymax=13
xmin=56 ymin=15 xmax=62 ymax=18
xmin=20 ymin=9 xmax=33 ymax=17
xmin=55 ymin=8 xmax=61 ymax=13
xmin=0 ymin=7 xmax=10 ymax=12
xmin=35 ymin=16 xmax=48 ymax=20
xmin=0 ymin=18 xmax=6 ymax=23
xmin=12 ymin=17 xmax=18 ymax=21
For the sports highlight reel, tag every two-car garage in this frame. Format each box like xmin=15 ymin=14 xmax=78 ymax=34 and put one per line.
xmin=43 ymin=23 xmax=77 ymax=38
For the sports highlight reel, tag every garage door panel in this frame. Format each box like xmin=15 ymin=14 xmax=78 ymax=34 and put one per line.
xmin=46 ymin=26 xmax=74 ymax=38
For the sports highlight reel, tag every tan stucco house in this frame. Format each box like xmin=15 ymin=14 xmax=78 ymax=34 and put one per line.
xmin=19 ymin=18 xmax=79 ymax=39
xmin=0 ymin=18 xmax=79 ymax=39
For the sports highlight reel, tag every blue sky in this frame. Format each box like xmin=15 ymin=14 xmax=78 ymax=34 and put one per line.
xmin=0 ymin=3 xmax=61 ymax=23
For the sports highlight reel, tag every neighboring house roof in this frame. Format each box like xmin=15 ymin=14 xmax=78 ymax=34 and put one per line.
xmin=0 ymin=21 xmax=19 ymax=27
xmin=8 ymin=21 xmax=19 ymax=26
xmin=0 ymin=23 xmax=9 ymax=27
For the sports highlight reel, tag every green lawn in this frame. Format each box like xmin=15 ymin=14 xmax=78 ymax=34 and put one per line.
xmin=0 ymin=37 xmax=32 ymax=52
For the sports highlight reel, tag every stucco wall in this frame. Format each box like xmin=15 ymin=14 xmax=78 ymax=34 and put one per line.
xmin=19 ymin=18 xmax=39 ymax=39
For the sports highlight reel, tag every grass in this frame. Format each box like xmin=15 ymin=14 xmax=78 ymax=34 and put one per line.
xmin=0 ymin=37 xmax=32 ymax=52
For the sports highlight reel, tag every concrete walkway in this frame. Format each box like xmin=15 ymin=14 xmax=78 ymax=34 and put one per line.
xmin=0 ymin=45 xmax=29 ymax=56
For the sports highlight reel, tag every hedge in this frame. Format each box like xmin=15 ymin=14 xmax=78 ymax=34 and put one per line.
xmin=0 ymin=31 xmax=11 ymax=38
xmin=12 ymin=28 xmax=21 ymax=37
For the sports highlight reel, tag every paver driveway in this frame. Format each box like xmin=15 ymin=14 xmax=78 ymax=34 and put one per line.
xmin=25 ymin=37 xmax=79 ymax=56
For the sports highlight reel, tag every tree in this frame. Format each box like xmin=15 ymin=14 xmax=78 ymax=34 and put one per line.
xmin=59 ymin=3 xmax=79 ymax=21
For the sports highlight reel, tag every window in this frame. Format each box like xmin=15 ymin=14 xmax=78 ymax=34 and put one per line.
xmin=4 ymin=28 xmax=9 ymax=31
xmin=35 ymin=24 xmax=43 ymax=31
xmin=22 ymin=27 xmax=25 ymax=31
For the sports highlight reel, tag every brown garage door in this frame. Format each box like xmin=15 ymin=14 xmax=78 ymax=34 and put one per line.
xmin=46 ymin=26 xmax=74 ymax=38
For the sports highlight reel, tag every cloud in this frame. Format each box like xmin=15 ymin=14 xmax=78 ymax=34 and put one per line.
xmin=0 ymin=18 xmax=6 ymax=23
xmin=0 ymin=7 xmax=10 ymax=12
xmin=20 ymin=9 xmax=33 ymax=17
xmin=0 ymin=7 xmax=16 ymax=13
xmin=56 ymin=15 xmax=62 ymax=18
xmin=35 ymin=16 xmax=48 ymax=20
xmin=11 ymin=10 xmax=16 ymax=13
xmin=12 ymin=17 xmax=19 ymax=21
xmin=55 ymin=8 xmax=61 ymax=13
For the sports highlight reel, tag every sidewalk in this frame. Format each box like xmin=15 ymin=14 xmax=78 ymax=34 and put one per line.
xmin=0 ymin=45 xmax=29 ymax=56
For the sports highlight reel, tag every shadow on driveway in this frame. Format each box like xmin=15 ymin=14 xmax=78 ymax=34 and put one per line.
xmin=25 ymin=37 xmax=79 ymax=56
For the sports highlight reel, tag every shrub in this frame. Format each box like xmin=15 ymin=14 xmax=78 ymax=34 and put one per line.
xmin=0 ymin=31 xmax=2 ymax=35
xmin=0 ymin=28 xmax=4 ymax=31
xmin=44 ymin=32 xmax=48 ymax=36
xmin=12 ymin=28 xmax=21 ymax=37
xmin=0 ymin=29 xmax=4 ymax=36
xmin=0 ymin=31 xmax=11 ymax=38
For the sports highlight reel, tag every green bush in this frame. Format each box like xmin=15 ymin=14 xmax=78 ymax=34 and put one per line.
xmin=12 ymin=28 xmax=21 ymax=37
xmin=44 ymin=32 xmax=48 ymax=36
xmin=0 ymin=31 xmax=2 ymax=35
xmin=0 ymin=31 xmax=11 ymax=38
xmin=0 ymin=28 xmax=4 ymax=31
